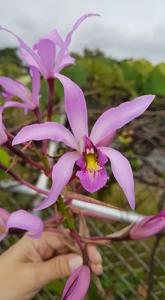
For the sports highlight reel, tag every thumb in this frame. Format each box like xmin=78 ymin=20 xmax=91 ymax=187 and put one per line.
xmin=35 ymin=254 xmax=83 ymax=288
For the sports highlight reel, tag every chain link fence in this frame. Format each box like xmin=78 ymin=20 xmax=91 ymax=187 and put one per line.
xmin=0 ymin=189 xmax=164 ymax=300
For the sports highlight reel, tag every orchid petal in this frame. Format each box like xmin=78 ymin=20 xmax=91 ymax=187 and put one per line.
xmin=62 ymin=267 xmax=82 ymax=299
xmin=0 ymin=77 xmax=32 ymax=105
xmin=160 ymin=210 xmax=165 ymax=216
xmin=65 ymin=13 xmax=100 ymax=47
xmin=100 ymin=147 xmax=135 ymax=209
xmin=90 ymin=95 xmax=155 ymax=145
xmin=130 ymin=214 xmax=165 ymax=239
xmin=0 ymin=107 xmax=8 ymax=145
xmin=12 ymin=122 xmax=78 ymax=149
xmin=55 ymin=73 xmax=88 ymax=142
xmin=3 ymin=100 xmax=32 ymax=110
xmin=62 ymin=265 xmax=90 ymax=300
xmin=33 ymin=39 xmax=56 ymax=79
xmin=0 ymin=26 xmax=43 ymax=73
xmin=55 ymin=13 xmax=99 ymax=72
xmin=0 ymin=208 xmax=10 ymax=222
xmin=30 ymin=66 xmax=40 ymax=107
xmin=57 ymin=53 xmax=75 ymax=73
xmin=35 ymin=152 xmax=79 ymax=210
xmin=7 ymin=209 xmax=43 ymax=238
xmin=96 ymin=132 xmax=116 ymax=147
xmin=44 ymin=28 xmax=64 ymax=47
xmin=0 ymin=218 xmax=8 ymax=241
xmin=76 ymin=168 xmax=108 ymax=193
xmin=0 ymin=101 xmax=32 ymax=145
xmin=0 ymin=208 xmax=9 ymax=241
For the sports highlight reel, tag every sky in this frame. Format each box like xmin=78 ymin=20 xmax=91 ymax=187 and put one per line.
xmin=0 ymin=0 xmax=165 ymax=64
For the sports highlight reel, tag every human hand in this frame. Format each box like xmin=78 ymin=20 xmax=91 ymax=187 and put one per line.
xmin=0 ymin=231 xmax=102 ymax=300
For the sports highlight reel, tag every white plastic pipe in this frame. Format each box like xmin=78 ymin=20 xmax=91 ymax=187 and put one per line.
xmin=71 ymin=199 xmax=144 ymax=223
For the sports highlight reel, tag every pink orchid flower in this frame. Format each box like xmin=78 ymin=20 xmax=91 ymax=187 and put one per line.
xmin=0 ymin=14 xmax=98 ymax=79
xmin=0 ymin=66 xmax=40 ymax=145
xmin=130 ymin=210 xmax=165 ymax=240
xmin=0 ymin=106 xmax=8 ymax=144
xmin=13 ymin=75 xmax=155 ymax=211
xmin=61 ymin=265 xmax=90 ymax=300
xmin=0 ymin=208 xmax=43 ymax=241
xmin=0 ymin=66 xmax=40 ymax=111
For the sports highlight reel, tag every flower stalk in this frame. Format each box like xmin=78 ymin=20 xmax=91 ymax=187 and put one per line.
xmin=47 ymin=78 xmax=55 ymax=121
xmin=57 ymin=197 xmax=75 ymax=230
xmin=0 ymin=162 xmax=48 ymax=196
xmin=5 ymin=140 xmax=45 ymax=172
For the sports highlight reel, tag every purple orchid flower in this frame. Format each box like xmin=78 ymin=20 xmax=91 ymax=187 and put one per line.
xmin=0 ymin=66 xmax=40 ymax=145
xmin=130 ymin=210 xmax=165 ymax=240
xmin=0 ymin=208 xmax=43 ymax=241
xmin=0 ymin=14 xmax=98 ymax=79
xmin=0 ymin=66 xmax=40 ymax=111
xmin=0 ymin=106 xmax=8 ymax=144
xmin=61 ymin=265 xmax=90 ymax=300
xmin=12 ymin=75 xmax=155 ymax=211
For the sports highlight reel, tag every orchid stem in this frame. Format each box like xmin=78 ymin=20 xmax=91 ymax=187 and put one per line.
xmin=33 ymin=107 xmax=42 ymax=123
xmin=47 ymin=77 xmax=55 ymax=122
xmin=71 ymin=229 xmax=89 ymax=265
xmin=58 ymin=197 xmax=75 ymax=230
xmin=57 ymin=198 xmax=88 ymax=259
xmin=5 ymin=141 xmax=45 ymax=172
xmin=41 ymin=77 xmax=55 ymax=155
xmin=32 ymin=145 xmax=51 ymax=174
xmin=0 ymin=162 xmax=48 ymax=196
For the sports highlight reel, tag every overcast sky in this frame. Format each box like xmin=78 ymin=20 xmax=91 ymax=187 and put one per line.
xmin=0 ymin=0 xmax=165 ymax=64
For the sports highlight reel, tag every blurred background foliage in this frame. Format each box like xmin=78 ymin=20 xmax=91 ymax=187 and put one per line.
xmin=0 ymin=48 xmax=165 ymax=299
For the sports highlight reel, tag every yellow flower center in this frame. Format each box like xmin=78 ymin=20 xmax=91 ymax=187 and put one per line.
xmin=85 ymin=153 xmax=101 ymax=172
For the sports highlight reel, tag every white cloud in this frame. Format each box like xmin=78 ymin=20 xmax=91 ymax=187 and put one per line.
xmin=0 ymin=0 xmax=165 ymax=63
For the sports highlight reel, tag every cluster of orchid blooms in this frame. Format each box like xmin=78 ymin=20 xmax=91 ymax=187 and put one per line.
xmin=0 ymin=14 xmax=165 ymax=299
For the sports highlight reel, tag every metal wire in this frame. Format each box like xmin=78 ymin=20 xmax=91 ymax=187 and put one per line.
xmin=0 ymin=193 xmax=164 ymax=300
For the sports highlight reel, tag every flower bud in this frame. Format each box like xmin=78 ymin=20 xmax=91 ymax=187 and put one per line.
xmin=61 ymin=265 xmax=90 ymax=300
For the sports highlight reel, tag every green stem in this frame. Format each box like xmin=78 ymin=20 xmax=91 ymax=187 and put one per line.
xmin=57 ymin=197 xmax=75 ymax=230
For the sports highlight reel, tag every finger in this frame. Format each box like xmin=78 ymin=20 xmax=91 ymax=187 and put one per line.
xmin=36 ymin=231 xmax=67 ymax=251
xmin=87 ymin=244 xmax=102 ymax=264
xmin=57 ymin=246 xmax=69 ymax=255
xmin=90 ymin=263 xmax=103 ymax=275
xmin=34 ymin=254 xmax=83 ymax=288
xmin=17 ymin=232 xmax=68 ymax=262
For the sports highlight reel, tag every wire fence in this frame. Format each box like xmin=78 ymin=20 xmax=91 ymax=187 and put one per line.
xmin=0 ymin=190 xmax=164 ymax=300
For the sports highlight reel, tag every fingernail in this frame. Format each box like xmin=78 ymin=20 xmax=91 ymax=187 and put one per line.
xmin=69 ymin=255 xmax=83 ymax=272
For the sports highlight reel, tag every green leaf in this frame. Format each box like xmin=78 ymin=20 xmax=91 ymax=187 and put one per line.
xmin=144 ymin=63 xmax=165 ymax=95
xmin=46 ymin=278 xmax=65 ymax=294
xmin=0 ymin=147 xmax=10 ymax=179
xmin=63 ymin=65 xmax=88 ymax=87
xmin=0 ymin=147 xmax=10 ymax=167
xmin=52 ymin=114 xmax=61 ymax=123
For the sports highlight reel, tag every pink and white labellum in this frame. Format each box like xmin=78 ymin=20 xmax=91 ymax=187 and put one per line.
xmin=61 ymin=265 xmax=90 ymax=300
xmin=130 ymin=210 xmax=165 ymax=240
xmin=0 ymin=208 xmax=43 ymax=241
xmin=13 ymin=75 xmax=155 ymax=210
xmin=0 ymin=14 xmax=98 ymax=79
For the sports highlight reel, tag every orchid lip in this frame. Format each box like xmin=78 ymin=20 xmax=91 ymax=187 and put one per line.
xmin=84 ymin=151 xmax=101 ymax=172
xmin=82 ymin=136 xmax=101 ymax=172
